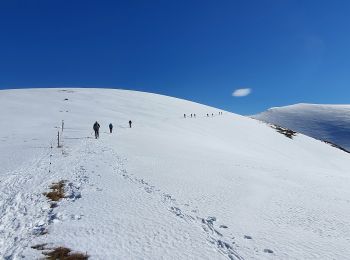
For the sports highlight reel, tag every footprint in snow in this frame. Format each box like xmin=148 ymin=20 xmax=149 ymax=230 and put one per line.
xmin=70 ymin=214 xmax=83 ymax=220
xmin=170 ymin=206 xmax=184 ymax=218
xmin=163 ymin=193 xmax=175 ymax=202
xmin=144 ymin=186 xmax=153 ymax=193
xmin=205 ymin=216 xmax=216 ymax=224
xmin=217 ymin=240 xmax=233 ymax=250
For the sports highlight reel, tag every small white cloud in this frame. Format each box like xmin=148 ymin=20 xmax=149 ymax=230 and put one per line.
xmin=232 ymin=88 xmax=252 ymax=97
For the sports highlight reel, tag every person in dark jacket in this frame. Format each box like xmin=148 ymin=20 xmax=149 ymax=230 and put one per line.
xmin=93 ymin=121 xmax=100 ymax=139
xmin=109 ymin=123 xmax=113 ymax=133
xmin=129 ymin=120 xmax=132 ymax=128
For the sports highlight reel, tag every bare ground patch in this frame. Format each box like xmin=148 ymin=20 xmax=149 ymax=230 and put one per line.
xmin=43 ymin=180 xmax=66 ymax=204
xmin=32 ymin=245 xmax=89 ymax=260
xmin=270 ymin=124 xmax=297 ymax=139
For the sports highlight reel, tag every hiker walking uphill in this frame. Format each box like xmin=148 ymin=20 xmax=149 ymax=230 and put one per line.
xmin=93 ymin=121 xmax=100 ymax=139
xmin=129 ymin=120 xmax=132 ymax=128
xmin=109 ymin=123 xmax=113 ymax=133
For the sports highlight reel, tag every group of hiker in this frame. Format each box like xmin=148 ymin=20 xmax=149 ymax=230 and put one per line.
xmin=93 ymin=111 xmax=224 ymax=139
xmin=93 ymin=120 xmax=132 ymax=139
xmin=184 ymin=113 xmax=196 ymax=118
xmin=184 ymin=112 xmax=223 ymax=118
xmin=206 ymin=112 xmax=223 ymax=117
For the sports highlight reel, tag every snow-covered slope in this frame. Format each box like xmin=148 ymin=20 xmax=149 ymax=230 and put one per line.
xmin=1 ymin=89 xmax=350 ymax=260
xmin=252 ymin=103 xmax=350 ymax=150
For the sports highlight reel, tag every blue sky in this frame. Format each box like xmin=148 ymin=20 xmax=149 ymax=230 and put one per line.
xmin=1 ymin=0 xmax=350 ymax=114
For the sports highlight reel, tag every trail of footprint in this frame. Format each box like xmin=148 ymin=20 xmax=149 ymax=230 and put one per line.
xmin=106 ymin=151 xmax=243 ymax=260
xmin=98 ymin=143 xmax=275 ymax=259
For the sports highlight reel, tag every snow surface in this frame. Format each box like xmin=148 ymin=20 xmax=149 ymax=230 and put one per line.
xmin=1 ymin=89 xmax=350 ymax=260
xmin=252 ymin=103 xmax=350 ymax=150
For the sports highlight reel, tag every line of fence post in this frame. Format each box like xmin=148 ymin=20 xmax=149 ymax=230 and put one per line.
xmin=49 ymin=144 xmax=53 ymax=173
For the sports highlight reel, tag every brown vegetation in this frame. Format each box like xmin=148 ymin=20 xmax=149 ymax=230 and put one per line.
xmin=32 ymin=245 xmax=89 ymax=260
xmin=43 ymin=180 xmax=66 ymax=202
xmin=43 ymin=247 xmax=88 ymax=260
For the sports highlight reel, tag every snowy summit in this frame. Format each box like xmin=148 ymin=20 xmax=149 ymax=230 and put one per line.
xmin=252 ymin=103 xmax=350 ymax=151
xmin=1 ymin=88 xmax=350 ymax=259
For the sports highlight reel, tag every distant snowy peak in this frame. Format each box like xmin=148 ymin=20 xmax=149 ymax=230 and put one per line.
xmin=252 ymin=103 xmax=350 ymax=150
xmin=266 ymin=103 xmax=350 ymax=111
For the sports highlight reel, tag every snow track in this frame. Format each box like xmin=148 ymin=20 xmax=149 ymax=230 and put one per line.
xmin=103 ymin=142 xmax=244 ymax=260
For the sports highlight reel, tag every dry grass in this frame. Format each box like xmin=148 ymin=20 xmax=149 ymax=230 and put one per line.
xmin=32 ymin=245 xmax=89 ymax=260
xmin=43 ymin=180 xmax=66 ymax=202
xmin=43 ymin=247 xmax=89 ymax=260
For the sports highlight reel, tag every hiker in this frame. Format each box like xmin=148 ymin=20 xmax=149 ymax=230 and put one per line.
xmin=109 ymin=123 xmax=113 ymax=133
xmin=129 ymin=120 xmax=132 ymax=128
xmin=194 ymin=114 xmax=196 ymax=118
xmin=93 ymin=121 xmax=100 ymax=139
xmin=184 ymin=114 xmax=186 ymax=118
xmin=191 ymin=114 xmax=192 ymax=118
xmin=207 ymin=113 xmax=209 ymax=117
